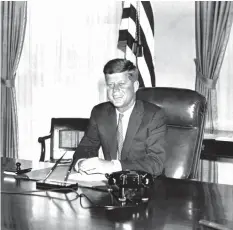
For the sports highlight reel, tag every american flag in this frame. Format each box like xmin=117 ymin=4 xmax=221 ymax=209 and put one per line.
xmin=117 ymin=1 xmax=155 ymax=87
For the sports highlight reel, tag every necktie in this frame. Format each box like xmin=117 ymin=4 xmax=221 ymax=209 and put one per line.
xmin=117 ymin=113 xmax=124 ymax=160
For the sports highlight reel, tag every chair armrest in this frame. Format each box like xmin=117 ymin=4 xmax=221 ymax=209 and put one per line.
xmin=38 ymin=134 xmax=52 ymax=162
xmin=38 ymin=134 xmax=51 ymax=143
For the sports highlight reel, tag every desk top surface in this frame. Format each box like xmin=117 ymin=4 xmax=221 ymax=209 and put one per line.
xmin=1 ymin=157 xmax=233 ymax=230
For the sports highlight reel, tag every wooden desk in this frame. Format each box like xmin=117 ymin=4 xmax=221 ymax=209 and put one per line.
xmin=1 ymin=158 xmax=233 ymax=230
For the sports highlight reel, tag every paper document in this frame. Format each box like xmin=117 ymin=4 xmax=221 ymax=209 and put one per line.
xmin=69 ymin=172 xmax=107 ymax=182
xmin=68 ymin=172 xmax=107 ymax=187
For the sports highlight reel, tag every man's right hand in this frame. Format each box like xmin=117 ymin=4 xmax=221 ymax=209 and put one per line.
xmin=74 ymin=157 xmax=119 ymax=174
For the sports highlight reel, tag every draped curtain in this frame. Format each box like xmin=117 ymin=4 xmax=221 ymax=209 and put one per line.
xmin=1 ymin=1 xmax=27 ymax=158
xmin=194 ymin=1 xmax=233 ymax=133
xmin=195 ymin=2 xmax=233 ymax=183
xmin=198 ymin=159 xmax=218 ymax=183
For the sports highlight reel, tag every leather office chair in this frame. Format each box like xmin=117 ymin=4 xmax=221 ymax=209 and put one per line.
xmin=136 ymin=87 xmax=207 ymax=179
xmin=38 ymin=118 xmax=89 ymax=162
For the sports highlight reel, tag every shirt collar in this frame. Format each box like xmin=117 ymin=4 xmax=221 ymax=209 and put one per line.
xmin=116 ymin=101 xmax=135 ymax=117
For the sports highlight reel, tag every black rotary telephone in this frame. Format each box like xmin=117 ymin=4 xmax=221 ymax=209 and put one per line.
xmin=105 ymin=170 xmax=154 ymax=203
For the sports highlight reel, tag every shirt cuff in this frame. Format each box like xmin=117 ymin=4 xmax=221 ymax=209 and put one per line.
xmin=111 ymin=160 xmax=122 ymax=171
xmin=74 ymin=158 xmax=86 ymax=172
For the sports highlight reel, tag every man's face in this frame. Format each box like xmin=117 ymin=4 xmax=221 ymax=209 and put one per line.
xmin=105 ymin=71 xmax=139 ymax=112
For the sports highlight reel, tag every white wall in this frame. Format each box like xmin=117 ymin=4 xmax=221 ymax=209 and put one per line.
xmin=153 ymin=1 xmax=196 ymax=89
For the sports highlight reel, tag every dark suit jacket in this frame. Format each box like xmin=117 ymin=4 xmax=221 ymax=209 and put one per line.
xmin=73 ymin=100 xmax=167 ymax=175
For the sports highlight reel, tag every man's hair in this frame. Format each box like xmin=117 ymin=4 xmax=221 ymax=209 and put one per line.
xmin=103 ymin=58 xmax=138 ymax=82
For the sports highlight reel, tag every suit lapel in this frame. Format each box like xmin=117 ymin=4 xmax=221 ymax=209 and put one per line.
xmin=121 ymin=100 xmax=144 ymax=159
xmin=105 ymin=104 xmax=118 ymax=159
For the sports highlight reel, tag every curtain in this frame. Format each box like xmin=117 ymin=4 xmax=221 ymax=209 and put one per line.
xmin=217 ymin=26 xmax=233 ymax=132
xmin=194 ymin=1 xmax=233 ymax=133
xmin=198 ymin=159 xmax=218 ymax=183
xmin=1 ymin=1 xmax=27 ymax=158
xmin=16 ymin=1 xmax=122 ymax=161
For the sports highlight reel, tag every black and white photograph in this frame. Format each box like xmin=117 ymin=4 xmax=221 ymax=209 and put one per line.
xmin=1 ymin=1 xmax=233 ymax=229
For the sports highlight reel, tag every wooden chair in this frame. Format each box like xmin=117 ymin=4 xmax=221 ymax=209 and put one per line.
xmin=38 ymin=118 xmax=89 ymax=162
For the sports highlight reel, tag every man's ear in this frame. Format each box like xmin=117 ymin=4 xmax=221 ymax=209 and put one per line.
xmin=133 ymin=80 xmax=139 ymax=92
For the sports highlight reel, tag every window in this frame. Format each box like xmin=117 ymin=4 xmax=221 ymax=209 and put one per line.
xmin=16 ymin=2 xmax=122 ymax=160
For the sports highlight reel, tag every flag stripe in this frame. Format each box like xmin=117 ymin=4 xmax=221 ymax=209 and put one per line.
xmin=122 ymin=3 xmax=136 ymax=19
xmin=125 ymin=46 xmax=145 ymax=87
xmin=125 ymin=45 xmax=136 ymax=64
xmin=123 ymin=1 xmax=131 ymax=8
xmin=119 ymin=18 xmax=136 ymax=39
xmin=139 ymin=25 xmax=156 ymax=86
xmin=117 ymin=1 xmax=155 ymax=87
xmin=122 ymin=7 xmax=131 ymax=18
xmin=118 ymin=29 xmax=135 ymax=50
xmin=121 ymin=2 xmax=155 ymax=74
xmin=141 ymin=1 xmax=154 ymax=34
xmin=122 ymin=3 xmax=137 ymax=21
xmin=136 ymin=1 xmax=154 ymax=56
xmin=138 ymin=57 xmax=152 ymax=87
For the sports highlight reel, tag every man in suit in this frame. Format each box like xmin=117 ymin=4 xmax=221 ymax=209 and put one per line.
xmin=73 ymin=58 xmax=167 ymax=176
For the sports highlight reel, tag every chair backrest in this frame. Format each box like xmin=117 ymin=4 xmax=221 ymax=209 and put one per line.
xmin=50 ymin=118 xmax=89 ymax=161
xmin=136 ymin=87 xmax=207 ymax=179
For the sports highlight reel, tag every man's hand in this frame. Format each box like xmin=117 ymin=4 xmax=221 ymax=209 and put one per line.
xmin=77 ymin=157 xmax=117 ymax=174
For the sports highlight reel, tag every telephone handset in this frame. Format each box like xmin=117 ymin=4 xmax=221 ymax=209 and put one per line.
xmin=105 ymin=170 xmax=154 ymax=188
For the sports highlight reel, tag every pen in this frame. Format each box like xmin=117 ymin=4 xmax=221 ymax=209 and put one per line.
xmin=199 ymin=219 xmax=232 ymax=230
xmin=85 ymin=186 xmax=111 ymax=193
xmin=43 ymin=151 xmax=67 ymax=181
xmin=64 ymin=159 xmax=74 ymax=181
